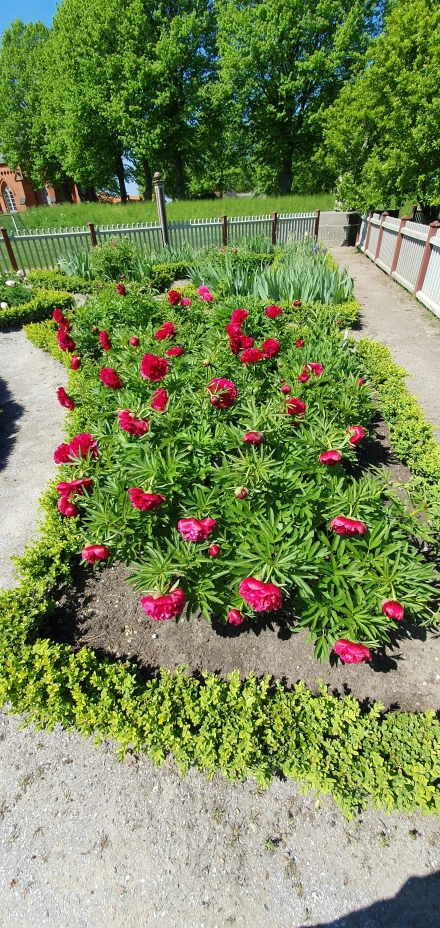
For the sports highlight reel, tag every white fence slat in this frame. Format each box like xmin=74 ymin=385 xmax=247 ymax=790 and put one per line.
xmin=376 ymin=222 xmax=399 ymax=274
xmin=417 ymin=233 xmax=440 ymax=317
xmin=393 ymin=225 xmax=428 ymax=292
xmin=365 ymin=217 xmax=381 ymax=258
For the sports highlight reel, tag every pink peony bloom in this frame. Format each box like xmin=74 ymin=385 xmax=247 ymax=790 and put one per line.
xmin=347 ymin=425 xmax=365 ymax=446
xmin=243 ymin=431 xmax=264 ymax=445
xmin=57 ymin=496 xmax=79 ymax=517
xmin=150 ymin=387 xmax=168 ymax=411
xmin=57 ymin=387 xmax=74 ymax=411
xmin=56 ymin=477 xmax=92 ymax=497
xmin=240 ymin=347 xmax=263 ymax=365
xmin=155 ymin=321 xmax=176 ymax=340
xmin=81 ymin=544 xmax=110 ymax=564
xmin=181 ymin=297 xmax=191 ymax=307
xmin=141 ymin=587 xmax=187 ymax=621
xmin=333 ymin=639 xmax=372 ymax=664
xmin=140 ymin=354 xmax=169 ymax=382
xmin=99 ymin=331 xmax=111 ymax=351
xmin=99 ymin=368 xmax=123 ymax=389
xmin=286 ymin=397 xmax=306 ymax=417
xmin=128 ymin=488 xmax=166 ymax=511
xmin=306 ymin=362 xmax=324 ymax=376
xmin=53 ymin=443 xmax=70 ymax=464
xmin=178 ymin=517 xmax=216 ymax=542
xmin=382 ymin=600 xmax=404 ymax=621
xmin=319 ymin=450 xmax=342 ymax=466
xmin=228 ymin=609 xmax=244 ymax=626
xmin=207 ymin=378 xmax=237 ymax=408
xmin=118 ymin=409 xmax=149 ymax=436
xmin=330 ymin=516 xmax=367 ymax=536
xmin=298 ymin=371 xmax=309 ymax=383
xmin=197 ymin=285 xmax=214 ymax=302
xmin=239 ymin=577 xmax=282 ymax=612
xmin=165 ymin=346 xmax=184 ymax=357
xmin=265 ymin=305 xmax=283 ymax=318
xmin=261 ymin=338 xmax=280 ymax=359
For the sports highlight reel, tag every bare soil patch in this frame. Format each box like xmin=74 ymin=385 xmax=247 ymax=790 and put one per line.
xmin=47 ymin=417 xmax=440 ymax=712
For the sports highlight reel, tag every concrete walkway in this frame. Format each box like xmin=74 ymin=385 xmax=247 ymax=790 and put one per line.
xmin=0 ymin=327 xmax=67 ymax=588
xmin=331 ymin=246 xmax=440 ymax=440
xmin=0 ymin=319 xmax=439 ymax=927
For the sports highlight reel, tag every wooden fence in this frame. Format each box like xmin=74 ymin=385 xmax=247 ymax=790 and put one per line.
xmin=0 ymin=210 xmax=319 ymax=272
xmin=356 ymin=211 xmax=440 ymax=319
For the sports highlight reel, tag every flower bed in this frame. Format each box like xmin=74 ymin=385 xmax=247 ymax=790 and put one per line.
xmin=42 ymin=280 xmax=438 ymax=664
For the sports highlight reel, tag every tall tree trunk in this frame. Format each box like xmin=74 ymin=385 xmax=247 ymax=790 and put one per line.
xmin=174 ymin=152 xmax=185 ymax=200
xmin=116 ymin=154 xmax=127 ymax=204
xmin=141 ymin=158 xmax=152 ymax=201
xmin=279 ymin=156 xmax=293 ymax=196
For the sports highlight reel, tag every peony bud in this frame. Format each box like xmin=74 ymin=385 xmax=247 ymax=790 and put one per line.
xmin=235 ymin=487 xmax=247 ymax=499
xmin=382 ymin=600 xmax=404 ymax=621
xmin=202 ymin=360 xmax=210 ymax=367
xmin=70 ymin=356 xmax=81 ymax=370
xmin=209 ymin=544 xmax=220 ymax=557
xmin=129 ymin=336 xmax=140 ymax=346
xmin=280 ymin=384 xmax=291 ymax=394
xmin=319 ymin=450 xmax=342 ymax=466
xmin=228 ymin=609 xmax=244 ymax=626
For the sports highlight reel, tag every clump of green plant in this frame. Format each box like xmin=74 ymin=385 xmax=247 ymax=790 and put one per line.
xmin=58 ymin=249 xmax=93 ymax=280
xmin=0 ymin=271 xmax=31 ymax=307
xmin=49 ymin=287 xmax=438 ymax=661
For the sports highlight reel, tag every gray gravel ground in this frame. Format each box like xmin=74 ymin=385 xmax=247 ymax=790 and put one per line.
xmin=0 ymin=301 xmax=439 ymax=927
xmin=330 ymin=246 xmax=440 ymax=440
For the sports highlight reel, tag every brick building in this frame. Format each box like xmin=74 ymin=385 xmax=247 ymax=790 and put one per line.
xmin=0 ymin=154 xmax=95 ymax=213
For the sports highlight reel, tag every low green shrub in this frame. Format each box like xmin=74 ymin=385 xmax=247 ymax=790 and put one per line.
xmin=0 ymin=271 xmax=32 ymax=307
xmin=150 ymin=262 xmax=189 ymax=292
xmin=26 ymin=269 xmax=95 ymax=294
xmin=0 ymin=289 xmax=74 ymax=329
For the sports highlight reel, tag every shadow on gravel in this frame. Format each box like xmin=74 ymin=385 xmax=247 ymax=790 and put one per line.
xmin=313 ymin=871 xmax=440 ymax=927
xmin=0 ymin=375 xmax=24 ymax=472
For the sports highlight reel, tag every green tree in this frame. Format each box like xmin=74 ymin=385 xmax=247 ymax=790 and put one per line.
xmin=323 ymin=0 xmax=440 ymax=220
xmin=40 ymin=0 xmax=129 ymax=200
xmin=216 ymin=0 xmax=382 ymax=195
xmin=0 ymin=20 xmax=65 ymax=188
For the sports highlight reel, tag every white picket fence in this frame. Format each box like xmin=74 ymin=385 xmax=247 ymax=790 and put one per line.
xmin=357 ymin=212 xmax=440 ymax=318
xmin=0 ymin=211 xmax=318 ymax=272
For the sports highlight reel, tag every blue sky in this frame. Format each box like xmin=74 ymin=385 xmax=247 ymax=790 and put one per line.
xmin=1 ymin=1 xmax=138 ymax=194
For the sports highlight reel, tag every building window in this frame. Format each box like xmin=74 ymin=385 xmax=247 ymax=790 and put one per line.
xmin=3 ymin=185 xmax=17 ymax=212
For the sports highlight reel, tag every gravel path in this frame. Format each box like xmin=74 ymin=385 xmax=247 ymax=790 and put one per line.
xmin=0 ymin=317 xmax=439 ymax=926
xmin=330 ymin=246 xmax=440 ymax=440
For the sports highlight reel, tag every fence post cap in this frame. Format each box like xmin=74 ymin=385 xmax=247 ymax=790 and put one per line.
xmin=153 ymin=172 xmax=163 ymax=183
xmin=430 ymin=220 xmax=440 ymax=228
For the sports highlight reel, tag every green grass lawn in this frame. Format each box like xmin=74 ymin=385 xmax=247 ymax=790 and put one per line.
xmin=6 ymin=193 xmax=337 ymax=233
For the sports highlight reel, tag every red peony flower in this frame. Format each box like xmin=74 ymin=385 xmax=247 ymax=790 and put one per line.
xmin=382 ymin=600 xmax=404 ymax=621
xmin=178 ymin=517 xmax=216 ymax=542
xmin=129 ymin=336 xmax=140 ymax=346
xmin=228 ymin=609 xmax=244 ymax=626
xmin=53 ymin=443 xmax=70 ymax=464
xmin=225 ymin=321 xmax=242 ymax=337
xmin=99 ymin=331 xmax=111 ymax=351
xmin=347 ymin=425 xmax=365 ymax=446
xmin=58 ymin=321 xmax=71 ymax=333
xmin=239 ymin=577 xmax=282 ymax=612
xmin=265 ymin=305 xmax=283 ymax=318
xmin=239 ymin=334 xmax=254 ymax=350
xmin=280 ymin=384 xmax=291 ymax=394
xmin=298 ymin=371 xmax=309 ymax=383
xmin=57 ymin=496 xmax=79 ymax=517
xmin=319 ymin=450 xmax=342 ymax=466
xmin=230 ymin=308 xmax=249 ymax=325
xmin=68 ymin=433 xmax=98 ymax=460
xmin=293 ymin=300 xmax=302 ymax=307
xmin=207 ymin=378 xmax=237 ymax=408
xmin=150 ymin=387 xmax=168 ymax=411
xmin=166 ymin=346 xmax=184 ymax=357
xmin=118 ymin=409 xmax=149 ymax=435
xmin=56 ymin=330 xmax=76 ymax=352
xmin=140 ymin=587 xmax=187 ymax=621
xmin=240 ymin=347 xmax=263 ymax=365
xmin=141 ymin=354 xmax=169 ymax=382
xmin=306 ymin=362 xmax=324 ymax=377
xmin=57 ymin=387 xmax=75 ymax=411
xmin=155 ymin=321 xmax=176 ymax=340
xmin=168 ymin=290 xmax=181 ymax=305
xmin=116 ymin=283 xmax=126 ymax=296
xmin=81 ymin=544 xmax=110 ymax=564
xmin=128 ymin=488 xmax=166 ymax=511
xmin=286 ymin=397 xmax=307 ymax=417
xmin=209 ymin=544 xmax=220 ymax=557
xmin=53 ymin=308 xmax=66 ymax=323
xmin=295 ymin=338 xmax=305 ymax=348
xmin=99 ymin=367 xmax=123 ymax=389
xmin=71 ymin=355 xmax=81 ymax=370
xmin=333 ymin=639 xmax=372 ymax=664
xmin=330 ymin=516 xmax=367 ymax=536
xmin=243 ymin=431 xmax=264 ymax=445
xmin=261 ymin=338 xmax=280 ymax=360
xmin=56 ymin=477 xmax=92 ymax=497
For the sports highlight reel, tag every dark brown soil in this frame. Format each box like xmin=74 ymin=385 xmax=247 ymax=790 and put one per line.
xmin=47 ymin=418 xmax=440 ymax=712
